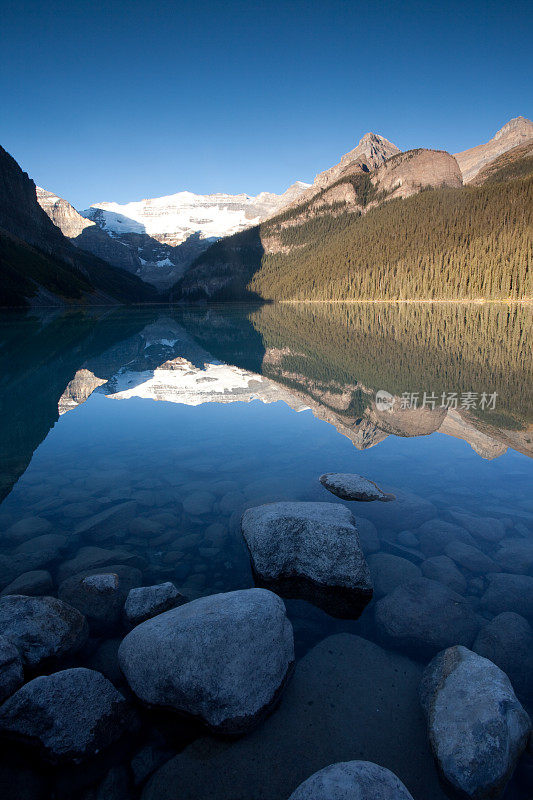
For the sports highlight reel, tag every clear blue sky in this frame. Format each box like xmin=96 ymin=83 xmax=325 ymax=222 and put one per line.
xmin=1 ymin=0 xmax=531 ymax=209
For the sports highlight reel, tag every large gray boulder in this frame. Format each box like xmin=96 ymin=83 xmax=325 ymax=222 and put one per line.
xmin=473 ymin=613 xmax=533 ymax=705
xmin=119 ymin=588 xmax=294 ymax=735
xmin=319 ymin=473 xmax=394 ymax=502
xmin=375 ymin=578 xmax=480 ymax=658
xmin=0 ymin=668 xmax=137 ymax=763
xmin=124 ymin=583 xmax=186 ymax=627
xmin=0 ymin=634 xmax=23 ymax=703
xmin=420 ymin=646 xmax=531 ymax=799
xmin=0 ymin=595 xmax=88 ymax=669
xmin=288 ymin=761 xmax=414 ymax=800
xmin=241 ymin=502 xmax=372 ymax=618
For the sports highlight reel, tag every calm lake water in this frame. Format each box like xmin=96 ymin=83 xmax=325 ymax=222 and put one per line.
xmin=0 ymin=302 xmax=532 ymax=799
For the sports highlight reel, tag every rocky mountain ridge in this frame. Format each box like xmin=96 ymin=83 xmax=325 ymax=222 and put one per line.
xmin=454 ymin=116 xmax=533 ymax=183
xmin=36 ymin=187 xmax=198 ymax=291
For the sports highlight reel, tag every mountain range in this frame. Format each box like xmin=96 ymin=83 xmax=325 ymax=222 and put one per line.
xmin=1 ymin=116 xmax=532 ymax=305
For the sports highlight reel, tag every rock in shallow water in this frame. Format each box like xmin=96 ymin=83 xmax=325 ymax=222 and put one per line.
xmin=288 ymin=761 xmax=414 ymax=800
xmin=0 ymin=668 xmax=137 ymax=763
xmin=118 ymin=588 xmax=294 ymax=735
xmin=0 ymin=570 xmax=53 ymax=598
xmin=473 ymin=613 xmax=533 ymax=706
xmin=319 ymin=473 xmax=394 ymax=502
xmin=241 ymin=502 xmax=372 ymax=618
xmin=375 ymin=577 xmax=480 ymax=658
xmin=0 ymin=634 xmax=23 ymax=703
xmin=367 ymin=553 xmax=421 ymax=599
xmin=420 ymin=555 xmax=467 ymax=594
xmin=0 ymin=595 xmax=88 ymax=669
xmin=480 ymin=573 xmax=533 ymax=620
xmin=58 ymin=573 xmax=127 ymax=635
xmin=419 ymin=645 xmax=531 ymax=799
xmin=141 ymin=634 xmax=449 ymax=800
xmin=124 ymin=583 xmax=187 ymax=626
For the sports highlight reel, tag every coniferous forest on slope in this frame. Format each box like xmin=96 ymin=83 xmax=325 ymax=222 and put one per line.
xmin=182 ymin=170 xmax=533 ymax=301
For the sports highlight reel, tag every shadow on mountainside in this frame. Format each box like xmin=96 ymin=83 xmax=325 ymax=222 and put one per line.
xmin=173 ymin=225 xmax=265 ymax=302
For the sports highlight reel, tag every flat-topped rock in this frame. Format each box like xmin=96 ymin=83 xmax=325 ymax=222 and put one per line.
xmin=420 ymin=646 xmax=531 ymax=799
xmin=119 ymin=588 xmax=294 ymax=735
xmin=0 ymin=668 xmax=137 ymax=763
xmin=288 ymin=761 xmax=415 ymax=800
xmin=241 ymin=502 xmax=372 ymax=618
xmin=124 ymin=583 xmax=187 ymax=627
xmin=319 ymin=473 xmax=394 ymax=502
xmin=0 ymin=595 xmax=88 ymax=670
xmin=375 ymin=578 xmax=480 ymax=658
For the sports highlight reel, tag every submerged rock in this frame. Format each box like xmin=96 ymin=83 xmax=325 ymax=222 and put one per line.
xmin=0 ymin=668 xmax=137 ymax=763
xmin=479 ymin=573 xmax=533 ymax=620
xmin=359 ymin=489 xmax=436 ymax=530
xmin=0 ymin=595 xmax=88 ymax=669
xmin=118 ymin=588 xmax=294 ymax=735
xmin=0 ymin=570 xmax=53 ymax=598
xmin=473 ymin=613 xmax=533 ymax=705
xmin=419 ymin=645 xmax=531 ymax=799
xmin=58 ymin=573 xmax=127 ymax=635
xmin=241 ymin=502 xmax=373 ymax=618
xmin=124 ymin=583 xmax=186 ymax=626
xmin=57 ymin=547 xmax=146 ymax=583
xmin=375 ymin=578 xmax=480 ymax=658
xmin=444 ymin=540 xmax=499 ymax=574
xmin=367 ymin=553 xmax=421 ymax=599
xmin=417 ymin=519 xmax=476 ymax=557
xmin=449 ymin=511 xmax=506 ymax=543
xmin=494 ymin=538 xmax=533 ymax=574
xmin=0 ymin=634 xmax=23 ymax=703
xmin=420 ymin=556 xmax=467 ymax=594
xmin=288 ymin=761 xmax=415 ymax=800
xmin=319 ymin=473 xmax=394 ymax=502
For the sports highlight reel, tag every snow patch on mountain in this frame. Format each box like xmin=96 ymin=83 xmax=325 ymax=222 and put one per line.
xmin=82 ymin=182 xmax=310 ymax=247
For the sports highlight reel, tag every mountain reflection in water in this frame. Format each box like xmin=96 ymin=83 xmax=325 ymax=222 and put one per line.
xmin=1 ymin=302 xmax=531 ymax=504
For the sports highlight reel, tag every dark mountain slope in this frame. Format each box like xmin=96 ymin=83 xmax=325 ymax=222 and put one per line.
xmin=0 ymin=146 xmax=156 ymax=306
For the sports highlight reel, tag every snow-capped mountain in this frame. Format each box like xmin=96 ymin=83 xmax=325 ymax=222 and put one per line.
xmin=82 ymin=182 xmax=310 ymax=247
